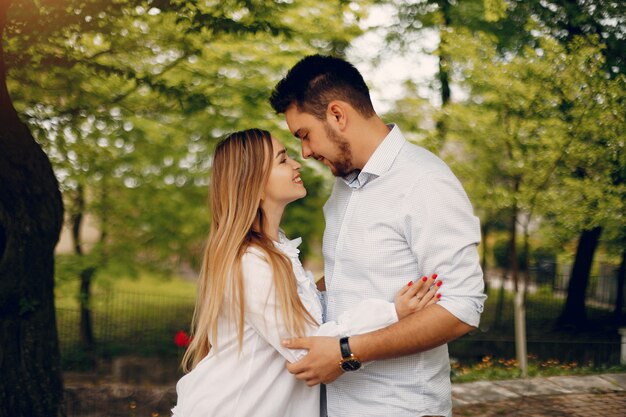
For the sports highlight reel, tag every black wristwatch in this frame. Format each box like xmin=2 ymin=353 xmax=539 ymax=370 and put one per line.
xmin=339 ymin=337 xmax=362 ymax=372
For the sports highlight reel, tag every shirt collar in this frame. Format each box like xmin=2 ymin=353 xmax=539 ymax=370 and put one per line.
xmin=341 ymin=124 xmax=406 ymax=189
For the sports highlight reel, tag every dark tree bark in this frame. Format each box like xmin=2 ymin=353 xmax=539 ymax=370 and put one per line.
xmin=481 ymin=223 xmax=489 ymax=294
xmin=0 ymin=1 xmax=64 ymax=416
xmin=509 ymin=205 xmax=519 ymax=292
xmin=614 ymin=249 xmax=626 ymax=324
xmin=79 ymin=267 xmax=96 ymax=349
xmin=558 ymin=226 xmax=603 ymax=328
xmin=70 ymin=185 xmax=95 ymax=350
xmin=494 ymin=203 xmax=519 ymax=329
xmin=493 ymin=275 xmax=506 ymax=328
xmin=435 ymin=0 xmax=451 ymax=142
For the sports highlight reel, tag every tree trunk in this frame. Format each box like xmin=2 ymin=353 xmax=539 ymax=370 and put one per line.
xmin=558 ymin=226 xmax=603 ymax=328
xmin=521 ymin=217 xmax=531 ymax=300
xmin=435 ymin=0 xmax=451 ymax=142
xmin=70 ymin=185 xmax=96 ymax=350
xmin=481 ymin=223 xmax=489 ymax=293
xmin=436 ymin=0 xmax=451 ymax=106
xmin=614 ymin=249 xmax=625 ymax=323
xmin=509 ymin=204 xmax=519 ymax=291
xmin=493 ymin=273 xmax=506 ymax=328
xmin=0 ymin=1 xmax=64 ymax=415
xmin=79 ymin=267 xmax=96 ymax=350
xmin=509 ymin=204 xmax=527 ymax=376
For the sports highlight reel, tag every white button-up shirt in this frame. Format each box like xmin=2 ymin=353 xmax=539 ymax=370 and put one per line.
xmin=172 ymin=235 xmax=400 ymax=417
xmin=323 ymin=125 xmax=486 ymax=417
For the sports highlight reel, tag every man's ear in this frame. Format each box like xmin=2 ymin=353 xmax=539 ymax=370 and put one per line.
xmin=326 ymin=101 xmax=348 ymax=130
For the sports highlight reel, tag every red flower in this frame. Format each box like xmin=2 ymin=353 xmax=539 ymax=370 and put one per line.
xmin=174 ymin=330 xmax=191 ymax=348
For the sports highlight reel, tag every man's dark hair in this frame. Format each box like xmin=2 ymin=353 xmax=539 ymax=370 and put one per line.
xmin=269 ymin=54 xmax=375 ymax=120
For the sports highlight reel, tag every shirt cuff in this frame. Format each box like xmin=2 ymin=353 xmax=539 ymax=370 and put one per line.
xmin=437 ymin=297 xmax=482 ymax=328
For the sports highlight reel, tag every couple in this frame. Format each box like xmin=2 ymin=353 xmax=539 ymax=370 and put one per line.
xmin=172 ymin=55 xmax=486 ymax=417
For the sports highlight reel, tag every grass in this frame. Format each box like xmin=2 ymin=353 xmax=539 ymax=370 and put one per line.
xmin=451 ymin=355 xmax=626 ymax=383
xmin=56 ymin=271 xmax=625 ymax=380
xmin=55 ymin=272 xmax=196 ymax=369
xmin=55 ymin=271 xmax=196 ymax=309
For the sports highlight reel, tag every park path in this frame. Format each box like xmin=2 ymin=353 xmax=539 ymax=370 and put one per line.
xmin=63 ymin=372 xmax=626 ymax=416
xmin=452 ymin=373 xmax=626 ymax=416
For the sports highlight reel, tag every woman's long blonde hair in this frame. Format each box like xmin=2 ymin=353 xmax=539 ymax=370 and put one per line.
xmin=181 ymin=128 xmax=316 ymax=372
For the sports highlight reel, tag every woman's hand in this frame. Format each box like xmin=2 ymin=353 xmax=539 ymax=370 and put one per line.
xmin=394 ymin=274 xmax=442 ymax=320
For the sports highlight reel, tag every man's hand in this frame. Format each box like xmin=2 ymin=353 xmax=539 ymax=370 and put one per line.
xmin=282 ymin=336 xmax=343 ymax=386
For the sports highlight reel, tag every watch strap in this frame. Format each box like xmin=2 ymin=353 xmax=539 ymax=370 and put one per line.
xmin=339 ymin=336 xmax=351 ymax=358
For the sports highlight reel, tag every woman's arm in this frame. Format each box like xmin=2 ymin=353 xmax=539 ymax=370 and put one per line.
xmin=315 ymin=274 xmax=441 ymax=338
xmin=242 ymin=252 xmax=440 ymax=364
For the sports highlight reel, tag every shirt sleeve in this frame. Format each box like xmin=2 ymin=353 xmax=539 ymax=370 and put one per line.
xmin=242 ymin=251 xmax=399 ymax=363
xmin=403 ymin=174 xmax=486 ymax=327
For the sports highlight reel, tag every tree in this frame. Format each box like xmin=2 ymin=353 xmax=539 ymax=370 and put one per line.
xmin=385 ymin=0 xmax=626 ymax=329
xmin=0 ymin=0 xmax=64 ymax=415
xmin=522 ymin=0 xmax=626 ymax=328
xmin=383 ymin=0 xmax=538 ymax=144
xmin=5 ymin=0 xmax=372 ymax=367
xmin=2 ymin=0 xmax=374 ymax=411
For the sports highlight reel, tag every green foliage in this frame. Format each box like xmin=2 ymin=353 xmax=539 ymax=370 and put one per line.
xmin=381 ymin=80 xmax=434 ymax=147
xmin=436 ymin=29 xmax=624 ymax=264
xmin=492 ymin=236 xmax=557 ymax=269
xmin=6 ymin=0 xmax=371 ymax=287
xmin=383 ymin=0 xmax=625 ymax=273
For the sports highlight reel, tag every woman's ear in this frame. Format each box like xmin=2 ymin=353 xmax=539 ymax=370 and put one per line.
xmin=326 ymin=101 xmax=348 ymax=130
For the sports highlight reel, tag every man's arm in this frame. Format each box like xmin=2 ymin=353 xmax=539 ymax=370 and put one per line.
xmin=283 ymin=305 xmax=472 ymax=386
xmin=350 ymin=304 xmax=472 ymax=360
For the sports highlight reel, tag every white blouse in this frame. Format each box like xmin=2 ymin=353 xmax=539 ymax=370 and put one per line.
xmin=172 ymin=235 xmax=399 ymax=417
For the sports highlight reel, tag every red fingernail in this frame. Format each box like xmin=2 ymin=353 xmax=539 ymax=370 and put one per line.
xmin=431 ymin=274 xmax=438 ymax=279
xmin=437 ymin=281 xmax=443 ymax=287
xmin=422 ymin=276 xmax=428 ymax=282
xmin=408 ymin=281 xmax=413 ymax=286
xmin=437 ymin=293 xmax=441 ymax=299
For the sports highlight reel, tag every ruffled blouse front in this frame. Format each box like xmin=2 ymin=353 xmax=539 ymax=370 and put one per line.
xmin=172 ymin=235 xmax=399 ymax=417
xmin=275 ymin=235 xmax=324 ymax=325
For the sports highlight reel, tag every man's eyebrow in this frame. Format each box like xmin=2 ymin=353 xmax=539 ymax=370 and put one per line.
xmin=275 ymin=148 xmax=287 ymax=159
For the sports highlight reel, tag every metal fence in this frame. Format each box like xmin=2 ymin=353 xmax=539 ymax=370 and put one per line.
xmin=449 ymin=262 xmax=625 ymax=365
xmin=56 ymin=264 xmax=624 ymax=371
xmin=57 ymin=290 xmax=195 ymax=371
xmin=57 ymin=266 xmax=625 ymax=416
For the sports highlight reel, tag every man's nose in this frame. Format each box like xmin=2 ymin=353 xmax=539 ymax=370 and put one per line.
xmin=301 ymin=143 xmax=312 ymax=159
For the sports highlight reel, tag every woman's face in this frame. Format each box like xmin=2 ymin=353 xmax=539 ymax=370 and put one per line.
xmin=262 ymin=137 xmax=306 ymax=209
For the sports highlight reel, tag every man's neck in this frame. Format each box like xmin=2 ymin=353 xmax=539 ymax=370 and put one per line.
xmin=350 ymin=118 xmax=392 ymax=170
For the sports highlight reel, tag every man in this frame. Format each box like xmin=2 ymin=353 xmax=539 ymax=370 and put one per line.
xmin=270 ymin=55 xmax=486 ymax=417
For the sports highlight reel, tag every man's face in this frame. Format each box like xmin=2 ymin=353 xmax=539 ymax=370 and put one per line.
xmin=284 ymin=104 xmax=355 ymax=177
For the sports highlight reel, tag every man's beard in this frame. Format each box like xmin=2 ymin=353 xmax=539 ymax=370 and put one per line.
xmin=323 ymin=123 xmax=355 ymax=178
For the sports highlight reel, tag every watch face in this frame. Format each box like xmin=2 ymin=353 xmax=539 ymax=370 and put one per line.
xmin=341 ymin=359 xmax=362 ymax=372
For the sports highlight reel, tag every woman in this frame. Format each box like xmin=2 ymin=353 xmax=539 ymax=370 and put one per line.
xmin=172 ymin=129 xmax=440 ymax=417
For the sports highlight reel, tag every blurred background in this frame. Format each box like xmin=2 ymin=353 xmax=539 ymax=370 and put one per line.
xmin=2 ymin=0 xmax=624 ymax=415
